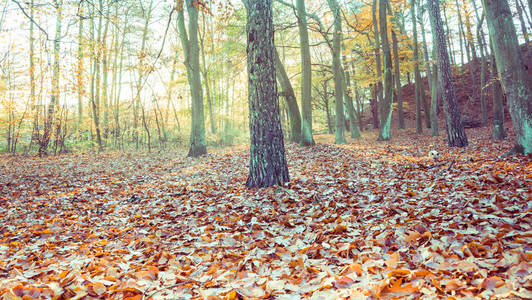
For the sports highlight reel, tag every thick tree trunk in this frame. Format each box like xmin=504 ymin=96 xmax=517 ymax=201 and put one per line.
xmin=378 ymin=0 xmax=393 ymax=141
xmin=428 ymin=0 xmax=468 ymax=147
xmin=296 ymin=0 xmax=315 ymax=146
xmin=483 ymin=0 xmax=532 ymax=154
xmin=411 ymin=0 xmax=423 ymax=134
xmin=274 ymin=47 xmax=302 ymax=143
xmin=328 ymin=0 xmax=346 ymax=144
xmin=178 ymin=0 xmax=207 ymax=157
xmin=244 ymin=0 xmax=289 ymax=188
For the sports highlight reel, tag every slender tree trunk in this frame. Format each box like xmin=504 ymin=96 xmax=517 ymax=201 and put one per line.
xmin=419 ymin=5 xmax=433 ymax=98
xmin=102 ymin=0 xmax=110 ymax=139
xmin=419 ymin=4 xmax=432 ymax=128
xmin=244 ymin=0 xmax=289 ymax=188
xmin=199 ymin=13 xmax=215 ymax=134
xmin=483 ymin=0 xmax=532 ymax=154
xmin=343 ymin=66 xmax=361 ymax=138
xmin=274 ymin=48 xmax=302 ymax=143
xmin=328 ymin=0 xmax=346 ymax=144
xmin=77 ymin=2 xmax=84 ymax=129
xmin=29 ymin=0 xmax=39 ymax=148
xmin=39 ymin=0 xmax=62 ymax=156
xmin=491 ymin=45 xmax=506 ymax=140
xmin=372 ymin=0 xmax=382 ymax=129
xmin=134 ymin=0 xmax=152 ymax=150
xmin=411 ymin=0 xmax=423 ymax=134
xmin=178 ymin=0 xmax=207 ymax=156
xmin=378 ymin=0 xmax=393 ymax=140
xmin=442 ymin=3 xmax=456 ymax=66
xmin=516 ymin=0 xmax=530 ymax=43
xmin=392 ymin=30 xmax=404 ymax=129
xmin=428 ymin=0 xmax=468 ymax=147
xmin=431 ymin=41 xmax=440 ymax=136
xmin=296 ymin=0 xmax=315 ymax=146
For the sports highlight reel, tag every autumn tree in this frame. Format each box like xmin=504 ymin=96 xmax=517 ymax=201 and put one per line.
xmin=482 ymin=0 xmax=532 ymax=154
xmin=243 ymin=0 xmax=290 ymax=188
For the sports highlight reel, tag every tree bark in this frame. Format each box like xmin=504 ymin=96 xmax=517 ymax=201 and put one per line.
xmin=483 ymin=0 xmax=532 ymax=154
xmin=244 ymin=0 xmax=290 ymax=188
xmin=428 ymin=0 xmax=468 ymax=147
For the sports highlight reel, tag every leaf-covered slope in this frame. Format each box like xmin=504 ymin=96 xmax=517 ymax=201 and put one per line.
xmin=0 ymin=127 xmax=531 ymax=299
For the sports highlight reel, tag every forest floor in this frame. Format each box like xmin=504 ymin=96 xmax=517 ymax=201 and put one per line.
xmin=0 ymin=126 xmax=531 ymax=299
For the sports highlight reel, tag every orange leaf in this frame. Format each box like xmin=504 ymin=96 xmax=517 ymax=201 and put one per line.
xmin=332 ymin=224 xmax=347 ymax=234
xmin=387 ymin=269 xmax=411 ymax=278
xmin=341 ymin=262 xmax=363 ymax=276
xmin=89 ymin=281 xmax=107 ymax=296
xmin=482 ymin=276 xmax=505 ymax=290
xmin=226 ymin=290 xmax=237 ymax=300
xmin=385 ymin=252 xmax=400 ymax=269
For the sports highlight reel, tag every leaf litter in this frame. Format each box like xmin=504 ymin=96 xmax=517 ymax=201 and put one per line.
xmin=0 ymin=127 xmax=531 ymax=299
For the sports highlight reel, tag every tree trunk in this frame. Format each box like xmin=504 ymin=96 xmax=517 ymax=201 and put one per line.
xmin=199 ymin=13 xmax=216 ymax=135
xmin=296 ymin=0 xmax=315 ymax=146
xmin=516 ymin=0 xmax=530 ymax=43
xmin=411 ymin=0 xmax=423 ymax=134
xmin=428 ymin=0 xmax=468 ymax=147
xmin=378 ymin=0 xmax=393 ymax=141
xmin=392 ymin=30 xmax=405 ymax=129
xmin=483 ymin=0 xmax=532 ymax=154
xmin=431 ymin=42 xmax=440 ymax=136
xmin=328 ymin=0 xmax=346 ymax=144
xmin=244 ymin=0 xmax=290 ymax=188
xmin=491 ymin=46 xmax=506 ymax=140
xmin=372 ymin=0 xmax=382 ymax=130
xmin=77 ymin=2 xmax=84 ymax=129
xmin=178 ymin=0 xmax=207 ymax=157
xmin=29 ymin=0 xmax=39 ymax=148
xmin=343 ymin=67 xmax=361 ymax=138
xmin=274 ymin=48 xmax=302 ymax=143
xmin=39 ymin=0 xmax=62 ymax=156
xmin=419 ymin=3 xmax=431 ymax=129
xmin=442 ymin=4 xmax=456 ymax=66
